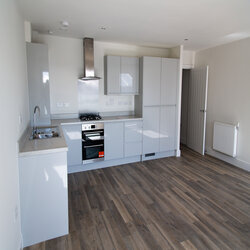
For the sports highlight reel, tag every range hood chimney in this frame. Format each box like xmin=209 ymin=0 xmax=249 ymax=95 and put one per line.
xmin=79 ymin=38 xmax=101 ymax=81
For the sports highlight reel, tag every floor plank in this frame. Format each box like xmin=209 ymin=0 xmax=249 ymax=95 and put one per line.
xmin=25 ymin=147 xmax=250 ymax=250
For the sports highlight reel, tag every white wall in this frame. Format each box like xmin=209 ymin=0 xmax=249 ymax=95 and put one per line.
xmin=0 ymin=0 xmax=30 ymax=249
xmin=32 ymin=33 xmax=170 ymax=115
xmin=195 ymin=37 xmax=250 ymax=167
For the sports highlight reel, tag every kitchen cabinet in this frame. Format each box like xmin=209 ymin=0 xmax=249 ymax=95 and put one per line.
xmin=161 ymin=58 xmax=179 ymax=105
xmin=142 ymin=56 xmax=161 ymax=106
xmin=105 ymin=55 xmax=139 ymax=95
xmin=62 ymin=124 xmax=82 ymax=166
xmin=160 ymin=106 xmax=176 ymax=152
xmin=104 ymin=56 xmax=121 ymax=94
xmin=19 ymin=151 xmax=68 ymax=247
xmin=124 ymin=121 xmax=142 ymax=157
xmin=143 ymin=106 xmax=160 ymax=154
xmin=105 ymin=122 xmax=124 ymax=160
xmin=140 ymin=56 xmax=179 ymax=155
xmin=26 ymin=42 xmax=51 ymax=126
xmin=120 ymin=56 xmax=139 ymax=94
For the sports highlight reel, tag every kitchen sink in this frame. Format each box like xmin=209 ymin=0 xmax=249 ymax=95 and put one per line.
xmin=30 ymin=126 xmax=60 ymax=140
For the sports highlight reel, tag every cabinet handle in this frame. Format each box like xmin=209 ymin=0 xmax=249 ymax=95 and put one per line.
xmin=84 ymin=144 xmax=104 ymax=148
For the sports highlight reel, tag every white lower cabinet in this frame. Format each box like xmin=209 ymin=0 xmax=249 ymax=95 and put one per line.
xmin=62 ymin=124 xmax=82 ymax=166
xmin=124 ymin=121 xmax=142 ymax=157
xmin=143 ymin=106 xmax=160 ymax=154
xmin=160 ymin=106 xmax=176 ymax=152
xmin=19 ymin=151 xmax=68 ymax=247
xmin=105 ymin=122 xmax=124 ymax=160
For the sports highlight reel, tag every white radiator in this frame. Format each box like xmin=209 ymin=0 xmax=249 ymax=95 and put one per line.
xmin=213 ymin=121 xmax=238 ymax=157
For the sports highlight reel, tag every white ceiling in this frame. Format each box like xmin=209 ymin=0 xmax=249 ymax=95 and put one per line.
xmin=19 ymin=0 xmax=250 ymax=51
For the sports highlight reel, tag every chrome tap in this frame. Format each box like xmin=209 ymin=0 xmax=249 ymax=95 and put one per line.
xmin=33 ymin=105 xmax=40 ymax=135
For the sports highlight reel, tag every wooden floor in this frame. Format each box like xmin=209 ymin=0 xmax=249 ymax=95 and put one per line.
xmin=26 ymin=147 xmax=250 ymax=250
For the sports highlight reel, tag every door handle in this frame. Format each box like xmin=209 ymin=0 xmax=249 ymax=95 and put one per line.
xmin=200 ymin=109 xmax=206 ymax=113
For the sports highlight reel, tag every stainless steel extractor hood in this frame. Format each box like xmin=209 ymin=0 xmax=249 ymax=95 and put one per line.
xmin=79 ymin=38 xmax=101 ymax=81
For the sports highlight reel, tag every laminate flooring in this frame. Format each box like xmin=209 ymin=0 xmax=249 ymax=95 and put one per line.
xmin=25 ymin=147 xmax=250 ymax=250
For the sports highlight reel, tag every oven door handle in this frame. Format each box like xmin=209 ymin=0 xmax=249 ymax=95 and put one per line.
xmin=83 ymin=144 xmax=104 ymax=148
xmin=82 ymin=136 xmax=104 ymax=141
xmin=83 ymin=133 xmax=102 ymax=136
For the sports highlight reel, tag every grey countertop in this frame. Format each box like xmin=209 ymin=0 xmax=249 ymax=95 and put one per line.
xmin=51 ymin=115 xmax=143 ymax=126
xmin=19 ymin=115 xmax=143 ymax=157
xmin=18 ymin=126 xmax=68 ymax=157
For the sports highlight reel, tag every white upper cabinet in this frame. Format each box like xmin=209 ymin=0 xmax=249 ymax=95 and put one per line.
xmin=105 ymin=56 xmax=121 ymax=94
xmin=105 ymin=55 xmax=139 ymax=95
xmin=161 ymin=58 xmax=179 ymax=105
xmin=142 ymin=57 xmax=161 ymax=106
xmin=26 ymin=43 xmax=51 ymax=126
xmin=120 ymin=56 xmax=139 ymax=94
xmin=142 ymin=56 xmax=178 ymax=106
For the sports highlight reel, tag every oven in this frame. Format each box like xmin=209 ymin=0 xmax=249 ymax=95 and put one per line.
xmin=82 ymin=123 xmax=104 ymax=164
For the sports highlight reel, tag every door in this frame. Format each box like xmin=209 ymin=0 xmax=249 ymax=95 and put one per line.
xmin=120 ymin=56 xmax=139 ymax=94
xmin=160 ymin=106 xmax=176 ymax=152
xmin=105 ymin=122 xmax=124 ymax=160
xmin=187 ymin=66 xmax=209 ymax=155
xmin=143 ymin=57 xmax=161 ymax=106
xmin=143 ymin=106 xmax=160 ymax=154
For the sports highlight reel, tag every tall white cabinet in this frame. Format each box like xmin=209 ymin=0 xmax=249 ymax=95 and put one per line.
xmin=140 ymin=56 xmax=179 ymax=156
xmin=26 ymin=43 xmax=51 ymax=126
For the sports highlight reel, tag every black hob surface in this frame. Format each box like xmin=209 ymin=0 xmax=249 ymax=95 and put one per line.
xmin=79 ymin=113 xmax=102 ymax=121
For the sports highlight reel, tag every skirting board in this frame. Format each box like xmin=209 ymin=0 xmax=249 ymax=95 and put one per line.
xmin=206 ymin=147 xmax=250 ymax=172
xmin=68 ymin=156 xmax=141 ymax=174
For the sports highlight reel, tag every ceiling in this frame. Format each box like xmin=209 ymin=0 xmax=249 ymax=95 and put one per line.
xmin=19 ymin=0 xmax=250 ymax=51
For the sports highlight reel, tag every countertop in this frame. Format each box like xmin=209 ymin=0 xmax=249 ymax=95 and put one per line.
xmin=19 ymin=115 xmax=142 ymax=157
xmin=51 ymin=115 xmax=143 ymax=126
xmin=18 ymin=126 xmax=68 ymax=157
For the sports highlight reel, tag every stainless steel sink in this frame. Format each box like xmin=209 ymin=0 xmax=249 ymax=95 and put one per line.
xmin=30 ymin=126 xmax=60 ymax=140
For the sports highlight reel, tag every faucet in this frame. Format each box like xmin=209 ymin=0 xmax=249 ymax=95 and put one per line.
xmin=33 ymin=105 xmax=40 ymax=135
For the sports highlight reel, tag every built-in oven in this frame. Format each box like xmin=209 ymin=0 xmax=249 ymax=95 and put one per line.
xmin=82 ymin=123 xmax=104 ymax=164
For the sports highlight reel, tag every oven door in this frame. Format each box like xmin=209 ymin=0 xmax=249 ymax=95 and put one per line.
xmin=82 ymin=130 xmax=104 ymax=163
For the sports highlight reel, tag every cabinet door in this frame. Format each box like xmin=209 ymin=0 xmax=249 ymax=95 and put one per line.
xmin=161 ymin=58 xmax=179 ymax=105
xmin=120 ymin=57 xmax=139 ymax=94
xmin=124 ymin=121 xmax=142 ymax=142
xmin=143 ymin=106 xmax=160 ymax=154
xmin=26 ymin=43 xmax=51 ymax=126
xmin=62 ymin=124 xmax=82 ymax=166
xmin=105 ymin=56 xmax=120 ymax=94
xmin=124 ymin=121 xmax=142 ymax=157
xmin=143 ymin=57 xmax=161 ymax=106
xmin=105 ymin=122 xmax=124 ymax=160
xmin=160 ymin=106 xmax=176 ymax=152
